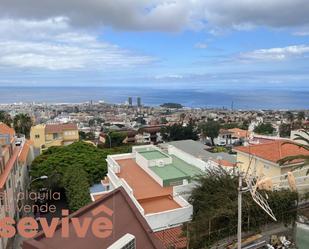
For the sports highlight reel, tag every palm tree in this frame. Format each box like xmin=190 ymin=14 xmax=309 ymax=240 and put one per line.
xmin=277 ymin=130 xmax=309 ymax=170
xmin=0 ymin=111 xmax=12 ymax=127
xmin=13 ymin=113 xmax=33 ymax=138
xmin=297 ymin=111 xmax=305 ymax=122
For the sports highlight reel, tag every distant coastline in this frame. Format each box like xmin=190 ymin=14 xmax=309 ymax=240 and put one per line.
xmin=0 ymin=86 xmax=308 ymax=110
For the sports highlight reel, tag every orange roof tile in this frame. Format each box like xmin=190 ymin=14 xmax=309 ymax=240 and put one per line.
xmin=228 ymin=128 xmax=250 ymax=138
xmin=18 ymin=140 xmax=31 ymax=163
xmin=45 ymin=123 xmax=77 ymax=133
xmin=155 ymin=226 xmax=187 ymax=249
xmin=0 ymin=147 xmax=20 ymax=189
xmin=214 ymin=159 xmax=236 ymax=167
xmin=234 ymin=140 xmax=309 ymax=164
xmin=0 ymin=122 xmax=15 ymax=137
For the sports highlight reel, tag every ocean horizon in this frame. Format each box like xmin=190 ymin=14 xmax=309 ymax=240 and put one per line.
xmin=0 ymin=86 xmax=308 ymax=110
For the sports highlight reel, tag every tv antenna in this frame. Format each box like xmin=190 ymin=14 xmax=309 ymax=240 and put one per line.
xmin=236 ymin=150 xmax=277 ymax=249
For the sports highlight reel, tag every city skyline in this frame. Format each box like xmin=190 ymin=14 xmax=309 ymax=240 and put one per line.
xmin=0 ymin=1 xmax=309 ymax=92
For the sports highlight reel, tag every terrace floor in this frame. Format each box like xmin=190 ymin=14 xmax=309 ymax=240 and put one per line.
xmin=116 ymin=158 xmax=181 ymax=214
xmin=139 ymin=196 xmax=181 ymax=214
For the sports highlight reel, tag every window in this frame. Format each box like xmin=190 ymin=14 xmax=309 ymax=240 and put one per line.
xmin=35 ymin=134 xmax=40 ymax=139
xmin=53 ymin=133 xmax=60 ymax=139
xmin=264 ymin=164 xmax=270 ymax=170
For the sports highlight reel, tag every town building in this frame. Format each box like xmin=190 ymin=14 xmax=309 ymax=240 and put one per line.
xmin=166 ymin=139 xmax=236 ymax=168
xmin=136 ymin=126 xmax=163 ymax=144
xmin=89 ymin=143 xmax=224 ymax=248
xmin=234 ymin=140 xmax=309 ymax=178
xmin=215 ymin=128 xmax=250 ymax=146
xmin=23 ymin=187 xmax=165 ymax=249
xmin=30 ymin=123 xmax=79 ymax=153
xmin=0 ymin=123 xmax=34 ymax=249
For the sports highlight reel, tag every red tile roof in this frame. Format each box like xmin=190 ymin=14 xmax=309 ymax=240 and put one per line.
xmin=18 ymin=140 xmax=31 ymax=164
xmin=228 ymin=128 xmax=250 ymax=138
xmin=0 ymin=122 xmax=15 ymax=137
xmin=234 ymin=140 xmax=309 ymax=164
xmin=155 ymin=226 xmax=187 ymax=249
xmin=214 ymin=159 xmax=236 ymax=167
xmin=0 ymin=147 xmax=20 ymax=189
xmin=45 ymin=123 xmax=77 ymax=133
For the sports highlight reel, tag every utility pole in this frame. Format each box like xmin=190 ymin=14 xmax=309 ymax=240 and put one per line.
xmin=237 ymin=171 xmax=242 ymax=249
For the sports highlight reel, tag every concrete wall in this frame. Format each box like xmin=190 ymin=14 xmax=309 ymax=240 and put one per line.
xmin=168 ymin=145 xmax=208 ymax=172
xmin=145 ymin=204 xmax=193 ymax=232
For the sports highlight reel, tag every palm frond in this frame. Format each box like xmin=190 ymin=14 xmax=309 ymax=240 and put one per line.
xmin=280 ymin=140 xmax=309 ymax=151
xmin=294 ymin=133 xmax=309 ymax=145
xmin=277 ymin=154 xmax=309 ymax=165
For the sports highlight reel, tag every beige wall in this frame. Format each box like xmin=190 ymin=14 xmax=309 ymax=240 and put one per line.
xmin=30 ymin=125 xmax=46 ymax=149
xmin=31 ymin=125 xmax=79 ymax=153
xmin=62 ymin=130 xmax=79 ymax=142
xmin=236 ymin=152 xmax=281 ymax=178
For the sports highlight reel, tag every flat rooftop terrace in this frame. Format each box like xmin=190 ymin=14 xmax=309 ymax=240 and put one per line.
xmin=138 ymin=149 xmax=169 ymax=160
xmin=150 ymin=155 xmax=203 ymax=186
xmin=116 ymin=158 xmax=181 ymax=214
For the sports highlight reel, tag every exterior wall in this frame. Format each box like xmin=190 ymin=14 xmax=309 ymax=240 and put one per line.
xmin=0 ymin=143 xmax=19 ymax=249
xmin=236 ymin=152 xmax=281 ymax=177
xmin=30 ymin=125 xmax=46 ymax=149
xmin=31 ymin=125 xmax=79 ymax=153
xmin=63 ymin=130 xmax=79 ymax=142
xmin=145 ymin=204 xmax=193 ymax=232
xmin=173 ymin=182 xmax=197 ymax=201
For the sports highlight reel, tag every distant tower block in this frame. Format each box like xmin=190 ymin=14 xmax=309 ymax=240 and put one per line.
xmin=128 ymin=97 xmax=133 ymax=106
xmin=137 ymin=97 xmax=142 ymax=107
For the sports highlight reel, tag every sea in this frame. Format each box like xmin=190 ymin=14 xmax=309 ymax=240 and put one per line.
xmin=0 ymin=87 xmax=308 ymax=110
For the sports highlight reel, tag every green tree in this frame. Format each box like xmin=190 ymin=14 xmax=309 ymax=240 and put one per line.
xmin=160 ymin=117 xmax=168 ymax=124
xmin=30 ymin=142 xmax=131 ymax=211
xmin=63 ymin=165 xmax=91 ymax=211
xmin=199 ymin=121 xmax=220 ymax=145
xmin=13 ymin=113 xmax=32 ymax=137
xmin=297 ymin=111 xmax=305 ymax=122
xmin=0 ymin=111 xmax=12 ymax=127
xmin=286 ymin=111 xmax=295 ymax=123
xmin=187 ymin=168 xmax=298 ymax=249
xmin=160 ymin=123 xmax=198 ymax=142
xmin=279 ymin=123 xmax=291 ymax=138
xmin=79 ymin=131 xmax=95 ymax=141
xmin=105 ymin=131 xmax=127 ymax=147
xmin=31 ymin=142 xmax=107 ymax=188
xmin=253 ymin=122 xmax=275 ymax=135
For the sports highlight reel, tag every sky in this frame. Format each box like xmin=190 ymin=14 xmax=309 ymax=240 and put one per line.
xmin=0 ymin=0 xmax=309 ymax=91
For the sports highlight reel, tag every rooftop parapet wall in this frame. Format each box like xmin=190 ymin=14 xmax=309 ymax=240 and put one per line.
xmin=168 ymin=145 xmax=209 ymax=172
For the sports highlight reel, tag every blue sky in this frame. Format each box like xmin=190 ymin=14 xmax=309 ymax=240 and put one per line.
xmin=0 ymin=0 xmax=309 ymax=91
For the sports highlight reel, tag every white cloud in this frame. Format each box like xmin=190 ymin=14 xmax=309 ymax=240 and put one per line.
xmin=194 ymin=42 xmax=208 ymax=49
xmin=155 ymin=74 xmax=183 ymax=80
xmin=0 ymin=18 xmax=155 ymax=70
xmin=1 ymin=0 xmax=309 ymax=31
xmin=293 ymin=31 xmax=309 ymax=36
xmin=239 ymin=45 xmax=309 ymax=61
